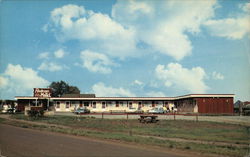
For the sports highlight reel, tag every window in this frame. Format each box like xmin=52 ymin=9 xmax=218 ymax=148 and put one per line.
xmin=38 ymin=101 xmax=43 ymax=107
xmin=66 ymin=101 xmax=70 ymax=108
xmin=116 ymin=101 xmax=119 ymax=107
xmin=129 ymin=102 xmax=133 ymax=109
xmin=107 ymin=101 xmax=112 ymax=107
xmin=84 ymin=102 xmax=89 ymax=107
xmin=56 ymin=101 xmax=60 ymax=108
xmin=102 ymin=102 xmax=106 ymax=108
xmin=138 ymin=102 xmax=142 ymax=109
xmin=152 ymin=101 xmax=155 ymax=107
xmin=92 ymin=102 xmax=96 ymax=108
xmin=119 ymin=101 xmax=123 ymax=106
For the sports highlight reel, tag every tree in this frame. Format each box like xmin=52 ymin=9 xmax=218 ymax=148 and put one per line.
xmin=49 ymin=81 xmax=80 ymax=97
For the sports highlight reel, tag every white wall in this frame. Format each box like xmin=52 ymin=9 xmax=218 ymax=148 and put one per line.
xmin=55 ymin=100 xmax=175 ymax=113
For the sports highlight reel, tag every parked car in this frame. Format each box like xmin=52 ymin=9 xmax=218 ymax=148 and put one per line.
xmin=127 ymin=108 xmax=144 ymax=113
xmin=148 ymin=107 xmax=166 ymax=114
xmin=7 ymin=108 xmax=16 ymax=114
xmin=1 ymin=105 xmax=16 ymax=114
xmin=74 ymin=108 xmax=90 ymax=114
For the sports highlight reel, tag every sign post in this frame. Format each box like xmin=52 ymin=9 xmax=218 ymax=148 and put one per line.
xmin=33 ymin=88 xmax=52 ymax=110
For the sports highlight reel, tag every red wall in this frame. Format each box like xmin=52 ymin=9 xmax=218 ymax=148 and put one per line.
xmin=195 ymin=97 xmax=234 ymax=113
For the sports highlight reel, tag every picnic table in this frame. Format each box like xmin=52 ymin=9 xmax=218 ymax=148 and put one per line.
xmin=138 ymin=115 xmax=159 ymax=123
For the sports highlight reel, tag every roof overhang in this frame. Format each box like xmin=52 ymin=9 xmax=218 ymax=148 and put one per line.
xmin=15 ymin=94 xmax=235 ymax=101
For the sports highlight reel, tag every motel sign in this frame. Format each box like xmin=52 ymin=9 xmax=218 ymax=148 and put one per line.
xmin=33 ymin=88 xmax=51 ymax=98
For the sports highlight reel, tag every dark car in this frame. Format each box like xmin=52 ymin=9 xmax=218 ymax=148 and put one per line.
xmin=7 ymin=108 xmax=16 ymax=114
xmin=74 ymin=108 xmax=90 ymax=114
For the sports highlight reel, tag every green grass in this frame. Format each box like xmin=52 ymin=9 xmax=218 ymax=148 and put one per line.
xmin=7 ymin=114 xmax=250 ymax=157
xmin=11 ymin=114 xmax=249 ymax=144
xmin=0 ymin=117 xmax=5 ymax=123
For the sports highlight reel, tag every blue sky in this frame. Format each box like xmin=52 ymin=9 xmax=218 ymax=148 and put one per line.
xmin=0 ymin=0 xmax=249 ymax=101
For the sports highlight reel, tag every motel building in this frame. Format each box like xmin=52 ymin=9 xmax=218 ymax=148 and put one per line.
xmin=15 ymin=88 xmax=235 ymax=114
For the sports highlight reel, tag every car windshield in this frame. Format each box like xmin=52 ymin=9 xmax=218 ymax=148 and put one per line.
xmin=77 ymin=108 xmax=84 ymax=111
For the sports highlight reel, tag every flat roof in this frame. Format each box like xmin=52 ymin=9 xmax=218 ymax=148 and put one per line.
xmin=15 ymin=94 xmax=235 ymax=101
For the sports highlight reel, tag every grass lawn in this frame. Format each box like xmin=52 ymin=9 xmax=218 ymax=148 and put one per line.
xmin=3 ymin=114 xmax=250 ymax=157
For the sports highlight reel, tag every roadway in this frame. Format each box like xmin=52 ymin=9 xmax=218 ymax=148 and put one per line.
xmin=0 ymin=124 xmax=187 ymax=157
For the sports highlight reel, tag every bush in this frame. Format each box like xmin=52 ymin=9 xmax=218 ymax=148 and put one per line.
xmin=27 ymin=110 xmax=44 ymax=117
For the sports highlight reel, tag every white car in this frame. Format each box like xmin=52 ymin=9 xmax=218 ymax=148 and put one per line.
xmin=148 ymin=107 xmax=165 ymax=114
xmin=1 ymin=105 xmax=9 ymax=113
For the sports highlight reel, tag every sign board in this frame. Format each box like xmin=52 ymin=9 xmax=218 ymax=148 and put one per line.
xmin=33 ymin=88 xmax=51 ymax=98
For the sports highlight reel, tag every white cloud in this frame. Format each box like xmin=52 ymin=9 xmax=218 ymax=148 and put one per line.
xmin=54 ymin=49 xmax=66 ymax=58
xmin=38 ymin=61 xmax=65 ymax=72
xmin=112 ymin=0 xmax=218 ymax=60
xmin=47 ymin=4 xmax=137 ymax=59
xmin=38 ymin=52 xmax=49 ymax=59
xmin=45 ymin=2 xmax=220 ymax=61
xmin=240 ymin=2 xmax=250 ymax=12
xmin=80 ymin=50 xmax=117 ymax=74
xmin=204 ymin=17 xmax=250 ymax=39
xmin=155 ymin=63 xmax=209 ymax=93
xmin=146 ymin=91 xmax=166 ymax=97
xmin=0 ymin=64 xmax=49 ymax=98
xmin=38 ymin=61 xmax=68 ymax=72
xmin=212 ymin=71 xmax=224 ymax=80
xmin=0 ymin=76 xmax=8 ymax=87
xmin=132 ymin=80 xmax=143 ymax=86
xmin=112 ymin=0 xmax=154 ymax=24
xmin=204 ymin=2 xmax=250 ymax=39
xmin=92 ymin=82 xmax=136 ymax=97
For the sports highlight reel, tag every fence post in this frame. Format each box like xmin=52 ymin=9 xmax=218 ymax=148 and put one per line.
xmin=196 ymin=113 xmax=198 ymax=122
xmin=174 ymin=112 xmax=176 ymax=120
xmin=127 ymin=113 xmax=128 ymax=120
xmin=102 ymin=112 xmax=104 ymax=119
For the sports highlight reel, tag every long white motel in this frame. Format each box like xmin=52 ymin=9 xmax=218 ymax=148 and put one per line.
xmin=15 ymin=88 xmax=235 ymax=114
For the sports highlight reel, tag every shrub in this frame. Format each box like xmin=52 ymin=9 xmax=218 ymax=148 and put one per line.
xmin=27 ymin=110 xmax=44 ymax=117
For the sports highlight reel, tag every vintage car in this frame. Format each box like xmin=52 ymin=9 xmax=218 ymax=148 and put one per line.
xmin=74 ymin=108 xmax=90 ymax=114
xmin=148 ymin=107 xmax=166 ymax=114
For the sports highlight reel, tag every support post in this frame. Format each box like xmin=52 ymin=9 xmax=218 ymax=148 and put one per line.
xmin=196 ymin=113 xmax=198 ymax=122
xmin=47 ymin=98 xmax=49 ymax=111
xmin=174 ymin=112 xmax=176 ymax=121
xmin=102 ymin=112 xmax=104 ymax=119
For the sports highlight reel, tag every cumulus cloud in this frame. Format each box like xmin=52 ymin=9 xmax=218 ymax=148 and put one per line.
xmin=0 ymin=64 xmax=49 ymax=98
xmin=38 ymin=52 xmax=49 ymax=59
xmin=112 ymin=0 xmax=218 ymax=60
xmin=46 ymin=4 xmax=137 ymax=59
xmin=38 ymin=61 xmax=66 ymax=72
xmin=132 ymin=80 xmax=143 ymax=86
xmin=45 ymin=2 xmax=218 ymax=61
xmin=54 ymin=49 xmax=66 ymax=58
xmin=0 ymin=76 xmax=9 ymax=87
xmin=212 ymin=71 xmax=224 ymax=80
xmin=155 ymin=63 xmax=209 ymax=93
xmin=204 ymin=2 xmax=250 ymax=39
xmin=80 ymin=50 xmax=117 ymax=74
xmin=92 ymin=82 xmax=136 ymax=97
